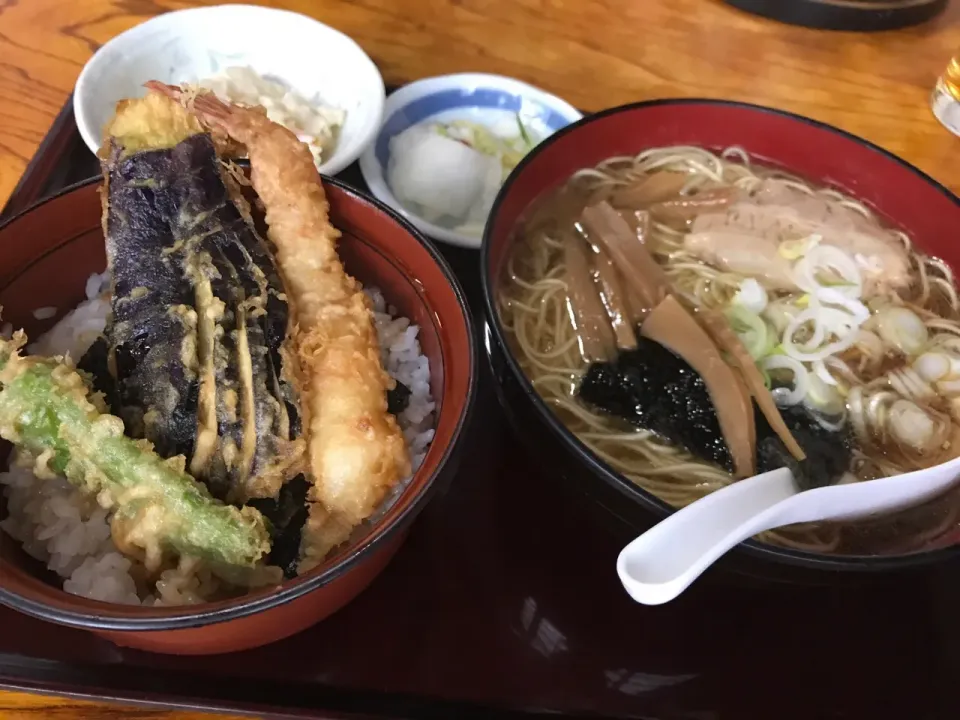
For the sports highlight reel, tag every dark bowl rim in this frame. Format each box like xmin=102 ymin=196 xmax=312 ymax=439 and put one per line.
xmin=480 ymin=96 xmax=960 ymax=573
xmin=0 ymin=173 xmax=479 ymax=630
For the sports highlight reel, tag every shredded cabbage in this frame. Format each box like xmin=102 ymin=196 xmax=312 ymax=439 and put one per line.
xmin=434 ymin=116 xmax=539 ymax=180
xmin=196 ymin=65 xmax=345 ymax=167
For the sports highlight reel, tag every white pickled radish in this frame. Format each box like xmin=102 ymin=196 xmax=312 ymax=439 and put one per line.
xmin=387 ymin=125 xmax=500 ymax=221
xmin=462 ymin=157 xmax=505 ymax=227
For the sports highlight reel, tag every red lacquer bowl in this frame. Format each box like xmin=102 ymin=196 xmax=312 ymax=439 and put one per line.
xmin=0 ymin=176 xmax=477 ymax=654
xmin=482 ymin=99 xmax=960 ymax=578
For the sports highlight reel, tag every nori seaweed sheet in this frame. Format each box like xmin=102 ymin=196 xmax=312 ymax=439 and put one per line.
xmin=578 ymin=338 xmax=735 ymax=472
xmin=77 ymin=336 xmax=119 ymax=411
xmin=756 ymin=404 xmax=852 ymax=491
xmin=577 ymin=337 xmax=851 ymax=485
xmin=246 ymin=475 xmax=310 ymax=578
xmin=387 ymin=379 xmax=412 ymax=416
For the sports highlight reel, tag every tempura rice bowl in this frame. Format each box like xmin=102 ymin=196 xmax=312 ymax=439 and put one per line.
xmin=0 ymin=177 xmax=476 ymax=654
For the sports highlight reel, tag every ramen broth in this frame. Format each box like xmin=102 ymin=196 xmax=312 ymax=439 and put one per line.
xmin=497 ymin=145 xmax=960 ymax=555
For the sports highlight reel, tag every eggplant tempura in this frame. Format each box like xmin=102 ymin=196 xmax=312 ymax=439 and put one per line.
xmin=97 ymin=91 xmax=304 ymax=504
xmin=0 ymin=85 xmax=413 ymax=594
xmin=145 ymin=81 xmax=412 ymax=569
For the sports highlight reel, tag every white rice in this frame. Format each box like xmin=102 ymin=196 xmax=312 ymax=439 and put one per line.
xmin=31 ymin=306 xmax=58 ymax=321
xmin=0 ymin=272 xmax=436 ymax=606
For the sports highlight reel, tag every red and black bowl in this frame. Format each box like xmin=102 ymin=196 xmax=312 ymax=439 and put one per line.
xmin=0 ymin=175 xmax=477 ymax=654
xmin=480 ymin=99 xmax=960 ymax=582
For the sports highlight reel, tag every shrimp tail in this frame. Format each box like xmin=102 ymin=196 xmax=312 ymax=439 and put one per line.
xmin=144 ymin=81 xmax=251 ymax=156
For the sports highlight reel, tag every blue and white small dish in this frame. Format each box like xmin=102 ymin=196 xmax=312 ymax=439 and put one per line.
xmin=358 ymin=73 xmax=583 ymax=249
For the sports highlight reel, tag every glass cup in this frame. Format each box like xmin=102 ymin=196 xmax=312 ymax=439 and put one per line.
xmin=932 ymin=52 xmax=960 ymax=137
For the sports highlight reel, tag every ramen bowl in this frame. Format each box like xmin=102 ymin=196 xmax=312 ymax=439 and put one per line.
xmin=481 ymin=99 xmax=960 ymax=580
xmin=0 ymin=176 xmax=477 ymax=654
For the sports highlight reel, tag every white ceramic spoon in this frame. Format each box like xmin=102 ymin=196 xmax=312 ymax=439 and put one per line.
xmin=617 ymin=454 xmax=960 ymax=605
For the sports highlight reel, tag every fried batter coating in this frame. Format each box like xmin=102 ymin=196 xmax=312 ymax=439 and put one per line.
xmin=145 ymin=82 xmax=411 ymax=569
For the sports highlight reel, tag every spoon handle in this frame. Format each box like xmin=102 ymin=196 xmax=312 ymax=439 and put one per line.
xmin=616 ymin=468 xmax=796 ymax=605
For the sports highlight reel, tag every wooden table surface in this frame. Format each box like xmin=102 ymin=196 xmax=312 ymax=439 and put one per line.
xmin=0 ymin=0 xmax=958 ymax=716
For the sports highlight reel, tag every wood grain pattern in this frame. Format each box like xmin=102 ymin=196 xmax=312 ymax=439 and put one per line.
xmin=0 ymin=690 xmax=246 ymax=719
xmin=1 ymin=0 xmax=959 ymax=205
xmin=0 ymin=0 xmax=957 ymax=717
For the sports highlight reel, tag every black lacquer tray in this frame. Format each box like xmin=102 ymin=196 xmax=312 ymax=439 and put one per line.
xmin=1 ymin=96 xmax=959 ymax=720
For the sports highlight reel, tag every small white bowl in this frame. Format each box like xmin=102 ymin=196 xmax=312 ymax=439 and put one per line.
xmin=358 ymin=73 xmax=583 ymax=249
xmin=74 ymin=4 xmax=385 ymax=176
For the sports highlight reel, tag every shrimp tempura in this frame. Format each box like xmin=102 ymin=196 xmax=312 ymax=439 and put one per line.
xmin=145 ymin=82 xmax=411 ymax=570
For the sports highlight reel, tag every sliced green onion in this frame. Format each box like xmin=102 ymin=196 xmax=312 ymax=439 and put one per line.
xmin=732 ymin=278 xmax=768 ymax=314
xmin=760 ymin=354 xmax=809 ymax=406
xmin=876 ymin=306 xmax=929 ymax=357
xmin=726 ymin=306 xmax=772 ymax=360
